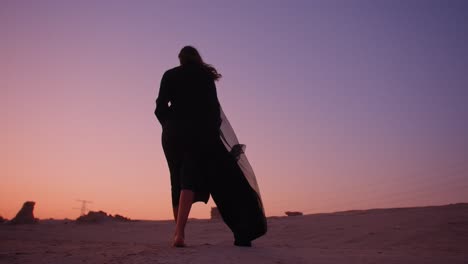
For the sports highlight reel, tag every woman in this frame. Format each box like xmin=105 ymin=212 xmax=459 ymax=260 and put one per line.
xmin=155 ymin=46 xmax=266 ymax=247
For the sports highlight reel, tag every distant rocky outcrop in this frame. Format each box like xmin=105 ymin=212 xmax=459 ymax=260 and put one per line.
xmin=285 ymin=211 xmax=303 ymax=216
xmin=10 ymin=201 xmax=38 ymax=224
xmin=76 ymin=211 xmax=132 ymax=223
xmin=210 ymin=207 xmax=221 ymax=220
xmin=113 ymin=214 xmax=131 ymax=222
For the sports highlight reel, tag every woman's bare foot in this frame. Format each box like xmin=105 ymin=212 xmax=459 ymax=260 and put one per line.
xmin=172 ymin=234 xmax=186 ymax=247
xmin=172 ymin=190 xmax=194 ymax=248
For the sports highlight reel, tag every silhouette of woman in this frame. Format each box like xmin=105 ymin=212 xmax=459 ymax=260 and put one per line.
xmin=155 ymin=46 xmax=266 ymax=247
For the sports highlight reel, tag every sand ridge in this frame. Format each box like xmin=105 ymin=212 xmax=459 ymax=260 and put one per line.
xmin=1 ymin=204 xmax=467 ymax=263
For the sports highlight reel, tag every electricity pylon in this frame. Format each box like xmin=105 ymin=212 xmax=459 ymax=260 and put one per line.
xmin=73 ymin=199 xmax=93 ymax=216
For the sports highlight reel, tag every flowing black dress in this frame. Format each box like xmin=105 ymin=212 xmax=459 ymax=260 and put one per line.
xmin=155 ymin=65 xmax=267 ymax=242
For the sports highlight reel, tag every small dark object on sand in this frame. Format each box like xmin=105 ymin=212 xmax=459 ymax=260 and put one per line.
xmin=285 ymin=211 xmax=303 ymax=216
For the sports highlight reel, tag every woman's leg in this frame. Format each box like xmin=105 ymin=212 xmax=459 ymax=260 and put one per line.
xmin=163 ymin=130 xmax=182 ymax=224
xmin=172 ymin=206 xmax=178 ymax=222
xmin=173 ymin=189 xmax=194 ymax=247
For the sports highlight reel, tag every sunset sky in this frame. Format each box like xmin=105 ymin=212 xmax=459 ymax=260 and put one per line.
xmin=2 ymin=0 xmax=468 ymax=220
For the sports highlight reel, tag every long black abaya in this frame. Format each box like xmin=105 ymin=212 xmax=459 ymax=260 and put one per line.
xmin=155 ymin=65 xmax=267 ymax=242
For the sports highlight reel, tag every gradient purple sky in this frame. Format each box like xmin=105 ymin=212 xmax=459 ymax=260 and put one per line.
xmin=2 ymin=0 xmax=468 ymax=220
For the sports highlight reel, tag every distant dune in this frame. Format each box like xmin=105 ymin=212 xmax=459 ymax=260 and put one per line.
xmin=0 ymin=203 xmax=467 ymax=263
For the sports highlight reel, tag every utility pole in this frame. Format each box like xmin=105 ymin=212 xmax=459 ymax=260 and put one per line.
xmin=73 ymin=199 xmax=93 ymax=216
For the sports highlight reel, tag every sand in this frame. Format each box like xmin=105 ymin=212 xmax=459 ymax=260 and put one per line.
xmin=1 ymin=204 xmax=467 ymax=263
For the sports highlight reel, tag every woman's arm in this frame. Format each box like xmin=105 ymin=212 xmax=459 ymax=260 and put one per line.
xmin=155 ymin=71 xmax=171 ymax=126
xmin=207 ymin=79 xmax=222 ymax=129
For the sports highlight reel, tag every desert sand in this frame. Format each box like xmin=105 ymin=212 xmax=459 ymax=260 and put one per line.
xmin=1 ymin=204 xmax=467 ymax=264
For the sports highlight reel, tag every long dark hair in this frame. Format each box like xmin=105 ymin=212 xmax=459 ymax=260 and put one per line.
xmin=178 ymin=46 xmax=222 ymax=81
